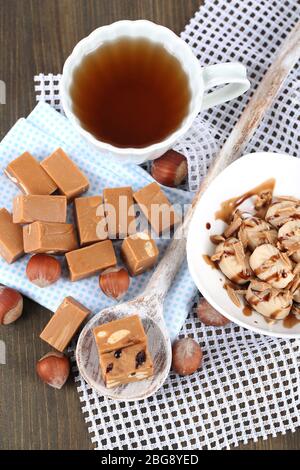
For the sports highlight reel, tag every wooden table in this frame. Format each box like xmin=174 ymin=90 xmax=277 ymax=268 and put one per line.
xmin=0 ymin=0 xmax=299 ymax=450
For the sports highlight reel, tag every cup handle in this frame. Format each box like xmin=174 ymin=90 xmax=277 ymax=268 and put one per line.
xmin=200 ymin=62 xmax=250 ymax=111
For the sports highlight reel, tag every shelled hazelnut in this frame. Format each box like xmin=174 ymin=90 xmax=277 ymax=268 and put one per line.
xmin=0 ymin=286 xmax=23 ymax=325
xmin=151 ymin=150 xmax=188 ymax=187
xmin=36 ymin=351 xmax=70 ymax=389
xmin=172 ymin=337 xmax=203 ymax=376
xmin=99 ymin=267 xmax=130 ymax=300
xmin=26 ymin=254 xmax=61 ymax=288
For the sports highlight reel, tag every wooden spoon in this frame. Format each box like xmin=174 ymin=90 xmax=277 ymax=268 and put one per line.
xmin=76 ymin=21 xmax=300 ymax=401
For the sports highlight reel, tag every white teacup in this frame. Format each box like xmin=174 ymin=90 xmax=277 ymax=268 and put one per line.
xmin=61 ymin=20 xmax=250 ymax=165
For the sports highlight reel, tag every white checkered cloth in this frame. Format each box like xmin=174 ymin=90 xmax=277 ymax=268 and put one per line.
xmin=34 ymin=0 xmax=300 ymax=450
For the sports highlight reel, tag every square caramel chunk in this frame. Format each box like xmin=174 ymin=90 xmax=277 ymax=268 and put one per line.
xmin=13 ymin=195 xmax=67 ymax=224
xmin=99 ymin=343 xmax=154 ymax=388
xmin=74 ymin=195 xmax=107 ymax=246
xmin=4 ymin=152 xmax=57 ymax=195
xmin=103 ymin=186 xmax=136 ymax=239
xmin=93 ymin=315 xmax=146 ymax=354
xmin=23 ymin=221 xmax=78 ymax=254
xmin=66 ymin=240 xmax=117 ymax=281
xmin=41 ymin=148 xmax=89 ymax=201
xmin=0 ymin=208 xmax=24 ymax=263
xmin=133 ymin=182 xmax=180 ymax=235
xmin=121 ymin=232 xmax=159 ymax=276
xmin=40 ymin=296 xmax=90 ymax=352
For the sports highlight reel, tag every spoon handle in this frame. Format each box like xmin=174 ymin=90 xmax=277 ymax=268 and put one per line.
xmin=143 ymin=20 xmax=300 ymax=302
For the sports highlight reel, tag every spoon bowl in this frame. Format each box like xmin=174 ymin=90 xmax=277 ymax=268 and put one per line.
xmin=76 ymin=231 xmax=187 ymax=401
xmin=76 ymin=294 xmax=172 ymax=401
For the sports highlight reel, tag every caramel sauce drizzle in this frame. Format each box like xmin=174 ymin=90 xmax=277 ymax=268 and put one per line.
xmin=210 ymin=178 xmax=300 ymax=329
xmin=248 ymin=295 xmax=260 ymax=306
xmin=270 ymin=309 xmax=282 ymax=319
xmin=215 ymin=178 xmax=276 ymax=223
xmin=202 ymin=254 xmax=217 ymax=270
xmin=253 ymin=254 xmax=280 ymax=277
xmin=283 ymin=313 xmax=300 ymax=329
xmin=243 ymin=305 xmax=252 ymax=316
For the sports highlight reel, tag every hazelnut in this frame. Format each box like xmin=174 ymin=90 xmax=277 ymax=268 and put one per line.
xmin=107 ymin=329 xmax=130 ymax=344
xmin=196 ymin=298 xmax=230 ymax=326
xmin=26 ymin=254 xmax=61 ymax=288
xmin=36 ymin=351 xmax=70 ymax=389
xmin=99 ymin=267 xmax=130 ymax=300
xmin=172 ymin=337 xmax=203 ymax=376
xmin=151 ymin=150 xmax=188 ymax=187
xmin=0 ymin=286 xmax=23 ymax=325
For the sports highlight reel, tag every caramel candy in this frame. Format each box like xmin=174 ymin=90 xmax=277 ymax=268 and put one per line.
xmin=93 ymin=315 xmax=146 ymax=354
xmin=99 ymin=343 xmax=154 ymax=388
xmin=74 ymin=196 xmax=107 ymax=246
xmin=0 ymin=208 xmax=24 ymax=263
xmin=41 ymin=148 xmax=89 ymax=201
xmin=103 ymin=187 xmax=136 ymax=238
xmin=133 ymin=182 xmax=180 ymax=235
xmin=4 ymin=152 xmax=57 ymax=195
xmin=40 ymin=296 xmax=90 ymax=352
xmin=23 ymin=221 xmax=78 ymax=254
xmin=66 ymin=240 xmax=117 ymax=281
xmin=121 ymin=232 xmax=159 ymax=276
xmin=13 ymin=195 xmax=67 ymax=224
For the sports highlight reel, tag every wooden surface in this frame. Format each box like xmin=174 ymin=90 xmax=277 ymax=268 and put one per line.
xmin=0 ymin=0 xmax=299 ymax=451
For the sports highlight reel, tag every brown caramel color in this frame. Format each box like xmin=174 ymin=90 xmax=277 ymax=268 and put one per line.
xmin=172 ymin=338 xmax=203 ymax=376
xmin=40 ymin=296 xmax=90 ymax=352
xmin=283 ymin=313 xmax=300 ymax=328
xmin=23 ymin=221 xmax=78 ymax=254
xmin=133 ymin=182 xmax=180 ymax=235
xmin=121 ymin=232 xmax=159 ymax=276
xmin=93 ymin=315 xmax=146 ymax=354
xmin=66 ymin=240 xmax=117 ymax=281
xmin=0 ymin=208 xmax=24 ymax=263
xmin=5 ymin=152 xmax=57 ymax=195
xmin=103 ymin=186 xmax=136 ymax=239
xmin=74 ymin=195 xmax=107 ymax=246
xmin=69 ymin=37 xmax=190 ymax=148
xmin=41 ymin=148 xmax=89 ymax=200
xmin=99 ymin=343 xmax=153 ymax=388
xmin=215 ymin=178 xmax=276 ymax=223
xmin=13 ymin=195 xmax=67 ymax=224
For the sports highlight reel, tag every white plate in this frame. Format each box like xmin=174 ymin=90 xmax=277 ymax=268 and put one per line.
xmin=187 ymin=152 xmax=300 ymax=338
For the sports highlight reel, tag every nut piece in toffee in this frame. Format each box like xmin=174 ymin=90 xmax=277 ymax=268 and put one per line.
xmin=0 ymin=208 xmax=24 ymax=263
xmin=66 ymin=240 xmax=117 ymax=281
xmin=40 ymin=296 xmax=90 ymax=352
xmin=99 ymin=343 xmax=153 ymax=389
xmin=93 ymin=314 xmax=146 ymax=354
xmin=103 ymin=186 xmax=136 ymax=239
xmin=13 ymin=195 xmax=67 ymax=224
xmin=93 ymin=314 xmax=153 ymax=388
xmin=23 ymin=221 xmax=78 ymax=254
xmin=41 ymin=148 xmax=89 ymax=201
xmin=133 ymin=182 xmax=180 ymax=235
xmin=74 ymin=195 xmax=107 ymax=246
xmin=121 ymin=232 xmax=159 ymax=276
xmin=4 ymin=152 xmax=57 ymax=195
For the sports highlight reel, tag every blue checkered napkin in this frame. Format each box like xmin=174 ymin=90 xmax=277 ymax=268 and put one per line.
xmin=0 ymin=102 xmax=195 ymax=340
